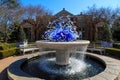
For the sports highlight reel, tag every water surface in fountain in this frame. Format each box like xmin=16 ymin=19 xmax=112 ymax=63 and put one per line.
xmin=22 ymin=52 xmax=105 ymax=80
xmin=39 ymin=58 xmax=86 ymax=75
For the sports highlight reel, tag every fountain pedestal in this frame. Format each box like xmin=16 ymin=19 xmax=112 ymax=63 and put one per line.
xmin=36 ymin=40 xmax=90 ymax=66
xmin=56 ymin=50 xmax=70 ymax=65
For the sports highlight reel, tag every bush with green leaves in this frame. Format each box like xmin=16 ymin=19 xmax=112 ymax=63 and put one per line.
xmin=113 ymin=43 xmax=120 ymax=49
xmin=0 ymin=43 xmax=16 ymax=50
xmin=0 ymin=48 xmax=19 ymax=59
xmin=105 ymin=48 xmax=120 ymax=57
xmin=0 ymin=43 xmax=10 ymax=50
xmin=113 ymin=29 xmax=120 ymax=41
xmin=10 ymin=22 xmax=26 ymax=42
xmin=0 ymin=43 xmax=19 ymax=59
xmin=101 ymin=23 xmax=113 ymax=42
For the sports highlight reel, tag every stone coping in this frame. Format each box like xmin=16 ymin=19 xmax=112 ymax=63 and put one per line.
xmin=36 ymin=40 xmax=90 ymax=44
xmin=85 ymin=53 xmax=120 ymax=80
xmin=7 ymin=51 xmax=120 ymax=80
xmin=36 ymin=40 xmax=90 ymax=50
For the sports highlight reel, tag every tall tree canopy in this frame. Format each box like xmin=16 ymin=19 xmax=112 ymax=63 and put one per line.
xmin=0 ymin=0 xmax=20 ymax=42
xmin=0 ymin=0 xmax=20 ymax=8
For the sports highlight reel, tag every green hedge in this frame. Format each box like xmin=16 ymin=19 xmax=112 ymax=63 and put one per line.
xmin=28 ymin=42 xmax=35 ymax=44
xmin=0 ymin=48 xmax=19 ymax=59
xmin=0 ymin=43 xmax=16 ymax=50
xmin=113 ymin=43 xmax=120 ymax=49
xmin=0 ymin=43 xmax=10 ymax=50
xmin=105 ymin=48 xmax=120 ymax=57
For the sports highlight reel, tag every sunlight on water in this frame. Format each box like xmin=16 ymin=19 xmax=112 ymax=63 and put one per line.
xmin=39 ymin=58 xmax=86 ymax=75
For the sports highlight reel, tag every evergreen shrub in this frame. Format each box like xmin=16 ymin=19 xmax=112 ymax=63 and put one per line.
xmin=105 ymin=48 xmax=120 ymax=57
xmin=0 ymin=48 xmax=19 ymax=58
xmin=113 ymin=43 xmax=120 ymax=49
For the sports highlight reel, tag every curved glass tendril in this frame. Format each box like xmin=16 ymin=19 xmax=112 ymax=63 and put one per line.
xmin=44 ymin=16 xmax=79 ymax=42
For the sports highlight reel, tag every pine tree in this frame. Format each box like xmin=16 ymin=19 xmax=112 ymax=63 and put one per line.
xmin=101 ymin=23 xmax=113 ymax=42
xmin=10 ymin=22 xmax=26 ymax=42
xmin=18 ymin=26 xmax=26 ymax=42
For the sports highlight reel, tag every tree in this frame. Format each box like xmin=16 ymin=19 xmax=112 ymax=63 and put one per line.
xmin=84 ymin=5 xmax=115 ymax=41
xmin=113 ymin=30 xmax=120 ymax=41
xmin=112 ymin=17 xmax=120 ymax=41
xmin=101 ymin=24 xmax=113 ymax=42
xmin=21 ymin=5 xmax=53 ymax=41
xmin=0 ymin=0 xmax=20 ymax=8
xmin=0 ymin=0 xmax=20 ymax=42
xmin=9 ymin=22 xmax=26 ymax=42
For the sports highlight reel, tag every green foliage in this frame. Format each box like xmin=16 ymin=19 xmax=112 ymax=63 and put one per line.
xmin=0 ymin=32 xmax=4 ymax=41
xmin=0 ymin=43 xmax=10 ymax=50
xmin=101 ymin=24 xmax=113 ymax=42
xmin=0 ymin=0 xmax=20 ymax=42
xmin=10 ymin=22 xmax=26 ymax=42
xmin=0 ymin=43 xmax=19 ymax=58
xmin=113 ymin=29 xmax=120 ymax=41
xmin=105 ymin=48 xmax=120 ymax=57
xmin=0 ymin=48 xmax=19 ymax=58
xmin=1 ymin=0 xmax=20 ymax=8
xmin=0 ymin=43 xmax=16 ymax=50
xmin=18 ymin=26 xmax=26 ymax=42
xmin=28 ymin=41 xmax=35 ymax=44
xmin=9 ymin=43 xmax=16 ymax=47
xmin=112 ymin=18 xmax=120 ymax=41
xmin=113 ymin=43 xmax=120 ymax=49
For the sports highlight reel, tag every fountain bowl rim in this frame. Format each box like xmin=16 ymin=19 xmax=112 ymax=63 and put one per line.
xmin=36 ymin=40 xmax=90 ymax=45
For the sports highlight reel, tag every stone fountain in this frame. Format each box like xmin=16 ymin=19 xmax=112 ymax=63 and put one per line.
xmin=7 ymin=15 xmax=120 ymax=80
xmin=36 ymin=40 xmax=89 ymax=65
xmin=36 ymin=16 xmax=89 ymax=65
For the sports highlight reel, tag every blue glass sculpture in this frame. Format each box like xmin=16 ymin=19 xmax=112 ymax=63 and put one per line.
xmin=44 ymin=16 xmax=79 ymax=41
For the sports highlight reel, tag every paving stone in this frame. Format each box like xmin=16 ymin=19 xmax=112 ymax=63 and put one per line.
xmin=105 ymin=68 xmax=119 ymax=75
xmin=89 ymin=76 xmax=107 ymax=80
xmin=83 ymin=78 xmax=90 ymax=80
xmin=99 ymin=72 xmax=117 ymax=80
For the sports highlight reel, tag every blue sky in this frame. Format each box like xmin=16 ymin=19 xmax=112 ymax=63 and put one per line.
xmin=20 ymin=0 xmax=120 ymax=15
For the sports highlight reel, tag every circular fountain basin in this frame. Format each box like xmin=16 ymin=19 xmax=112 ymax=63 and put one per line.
xmin=7 ymin=51 xmax=120 ymax=80
xmin=36 ymin=40 xmax=90 ymax=65
xmin=21 ymin=52 xmax=105 ymax=80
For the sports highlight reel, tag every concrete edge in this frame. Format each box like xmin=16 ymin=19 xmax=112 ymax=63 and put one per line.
xmin=85 ymin=52 xmax=120 ymax=80
xmin=7 ymin=51 xmax=120 ymax=80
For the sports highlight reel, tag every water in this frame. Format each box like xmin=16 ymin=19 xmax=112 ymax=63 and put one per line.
xmin=22 ymin=53 xmax=105 ymax=80
xmin=39 ymin=58 xmax=86 ymax=76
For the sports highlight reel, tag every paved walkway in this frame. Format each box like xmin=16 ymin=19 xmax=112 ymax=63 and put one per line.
xmin=0 ymin=55 xmax=24 ymax=80
xmin=0 ymin=53 xmax=35 ymax=80
xmin=0 ymin=52 xmax=120 ymax=80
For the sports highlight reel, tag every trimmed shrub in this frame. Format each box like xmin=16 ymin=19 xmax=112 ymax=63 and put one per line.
xmin=113 ymin=43 xmax=120 ymax=49
xmin=9 ymin=43 xmax=17 ymax=48
xmin=0 ymin=48 xmax=19 ymax=59
xmin=105 ymin=48 xmax=120 ymax=57
xmin=28 ymin=42 xmax=35 ymax=44
xmin=0 ymin=43 xmax=10 ymax=50
xmin=0 ymin=43 xmax=16 ymax=50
